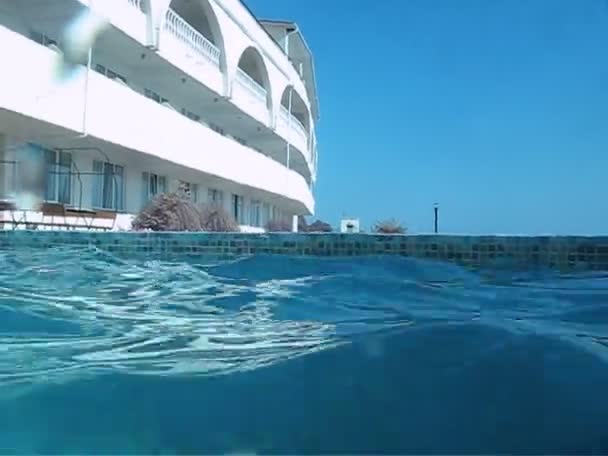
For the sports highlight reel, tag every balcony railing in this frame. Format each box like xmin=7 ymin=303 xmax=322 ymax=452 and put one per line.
xmin=235 ymin=68 xmax=267 ymax=105
xmin=279 ymin=106 xmax=308 ymax=146
xmin=127 ymin=0 xmax=142 ymax=10
xmin=163 ymin=8 xmax=221 ymax=67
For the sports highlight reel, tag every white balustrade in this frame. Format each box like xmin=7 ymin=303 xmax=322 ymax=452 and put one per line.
xmin=235 ymin=68 xmax=268 ymax=105
xmin=279 ymin=106 xmax=308 ymax=146
xmin=279 ymin=105 xmax=290 ymax=126
xmin=164 ymin=8 xmax=221 ymax=67
xmin=127 ymin=0 xmax=142 ymax=9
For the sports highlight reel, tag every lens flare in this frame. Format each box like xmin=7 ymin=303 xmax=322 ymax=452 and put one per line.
xmin=53 ymin=5 xmax=111 ymax=82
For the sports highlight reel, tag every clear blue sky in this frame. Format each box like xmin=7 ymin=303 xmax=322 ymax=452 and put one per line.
xmin=247 ymin=0 xmax=608 ymax=235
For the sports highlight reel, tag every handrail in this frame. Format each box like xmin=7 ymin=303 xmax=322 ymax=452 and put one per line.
xmin=235 ymin=67 xmax=267 ymax=103
xmin=164 ymin=8 xmax=221 ymax=67
xmin=279 ymin=105 xmax=307 ymax=144
xmin=279 ymin=105 xmax=290 ymax=124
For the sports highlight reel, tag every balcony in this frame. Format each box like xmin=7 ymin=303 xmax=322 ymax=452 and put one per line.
xmin=275 ymin=107 xmax=310 ymax=166
xmin=158 ymin=8 xmax=223 ymax=93
xmin=233 ymin=67 xmax=270 ymax=124
xmin=126 ymin=0 xmax=143 ymax=10
xmin=278 ymin=106 xmax=308 ymax=147
xmin=163 ymin=8 xmax=220 ymax=67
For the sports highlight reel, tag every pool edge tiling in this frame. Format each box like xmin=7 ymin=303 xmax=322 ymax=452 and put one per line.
xmin=1 ymin=231 xmax=608 ymax=271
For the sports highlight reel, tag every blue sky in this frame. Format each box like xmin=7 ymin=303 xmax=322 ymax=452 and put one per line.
xmin=247 ymin=0 xmax=608 ymax=235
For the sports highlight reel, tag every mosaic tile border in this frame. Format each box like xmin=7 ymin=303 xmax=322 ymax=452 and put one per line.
xmin=1 ymin=230 xmax=607 ymax=271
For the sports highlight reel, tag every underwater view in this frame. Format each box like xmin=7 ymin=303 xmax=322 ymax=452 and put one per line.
xmin=0 ymin=246 xmax=607 ymax=454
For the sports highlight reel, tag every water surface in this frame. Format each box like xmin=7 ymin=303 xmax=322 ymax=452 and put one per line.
xmin=0 ymin=246 xmax=607 ymax=454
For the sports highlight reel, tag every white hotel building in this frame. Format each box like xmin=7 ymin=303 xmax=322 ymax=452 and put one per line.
xmin=0 ymin=0 xmax=319 ymax=231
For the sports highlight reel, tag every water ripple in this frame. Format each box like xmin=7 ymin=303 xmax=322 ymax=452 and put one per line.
xmin=0 ymin=246 xmax=607 ymax=393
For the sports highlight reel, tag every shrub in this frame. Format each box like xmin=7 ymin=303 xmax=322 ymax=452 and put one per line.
xmin=266 ymin=218 xmax=292 ymax=232
xmin=306 ymin=220 xmax=333 ymax=233
xmin=372 ymin=219 xmax=407 ymax=234
xmin=296 ymin=216 xmax=332 ymax=233
xmin=131 ymin=193 xmax=241 ymax=232
xmin=199 ymin=204 xmax=239 ymax=232
xmin=132 ymin=192 xmax=203 ymax=232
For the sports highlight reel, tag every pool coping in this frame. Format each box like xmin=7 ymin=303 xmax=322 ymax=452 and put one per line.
xmin=1 ymin=230 xmax=607 ymax=271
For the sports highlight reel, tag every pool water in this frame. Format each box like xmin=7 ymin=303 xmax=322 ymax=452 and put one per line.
xmin=0 ymin=246 xmax=607 ymax=454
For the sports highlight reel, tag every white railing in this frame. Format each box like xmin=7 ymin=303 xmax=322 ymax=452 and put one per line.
xmin=164 ymin=8 xmax=221 ymax=67
xmin=279 ymin=105 xmax=290 ymax=126
xmin=235 ymin=68 xmax=267 ymax=105
xmin=127 ymin=0 xmax=142 ymax=10
xmin=279 ymin=106 xmax=308 ymax=145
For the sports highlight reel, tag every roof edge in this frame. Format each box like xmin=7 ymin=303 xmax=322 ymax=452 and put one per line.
xmin=239 ymin=1 xmax=319 ymax=120
xmin=258 ymin=20 xmax=320 ymax=121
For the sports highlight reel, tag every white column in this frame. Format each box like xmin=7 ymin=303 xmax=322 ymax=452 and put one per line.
xmin=292 ymin=214 xmax=298 ymax=233
xmin=150 ymin=0 xmax=173 ymax=49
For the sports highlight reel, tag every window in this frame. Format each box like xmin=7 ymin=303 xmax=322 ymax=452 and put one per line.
xmin=262 ymin=202 xmax=270 ymax=226
xmin=179 ymin=181 xmax=198 ymax=202
xmin=271 ymin=206 xmax=290 ymax=226
xmin=208 ymin=188 xmax=224 ymax=208
xmin=210 ymin=123 xmax=225 ymax=136
xmin=43 ymin=149 xmax=72 ymax=204
xmin=21 ymin=145 xmax=71 ymax=204
xmin=234 ymin=137 xmax=248 ymax=146
xmin=95 ymin=64 xmax=127 ymax=85
xmin=249 ymin=200 xmax=261 ymax=227
xmin=144 ymin=88 xmax=169 ymax=104
xmin=93 ymin=160 xmax=125 ymax=211
xmin=232 ymin=194 xmax=244 ymax=224
xmin=30 ymin=30 xmax=58 ymax=47
xmin=53 ymin=151 xmax=72 ymax=204
xmin=142 ymin=172 xmax=167 ymax=203
xmin=180 ymin=108 xmax=200 ymax=122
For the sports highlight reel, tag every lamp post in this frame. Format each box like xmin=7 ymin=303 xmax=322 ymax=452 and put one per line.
xmin=434 ymin=203 xmax=439 ymax=234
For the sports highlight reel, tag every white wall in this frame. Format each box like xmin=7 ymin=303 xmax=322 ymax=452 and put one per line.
xmin=81 ymin=0 xmax=316 ymax=153
xmin=1 ymin=139 xmax=295 ymax=231
xmin=0 ymin=0 xmax=317 ymax=180
xmin=0 ymin=26 xmax=314 ymax=218
xmin=140 ymin=0 xmax=312 ymax=112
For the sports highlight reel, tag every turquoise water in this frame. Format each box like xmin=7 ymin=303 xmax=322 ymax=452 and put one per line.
xmin=0 ymin=246 xmax=607 ymax=454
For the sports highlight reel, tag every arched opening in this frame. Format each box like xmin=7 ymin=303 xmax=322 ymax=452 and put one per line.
xmin=235 ymin=47 xmax=272 ymax=110
xmin=280 ymin=86 xmax=310 ymax=138
xmin=165 ymin=0 xmax=225 ymax=69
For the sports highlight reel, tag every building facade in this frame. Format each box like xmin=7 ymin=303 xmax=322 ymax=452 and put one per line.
xmin=0 ymin=0 xmax=319 ymax=231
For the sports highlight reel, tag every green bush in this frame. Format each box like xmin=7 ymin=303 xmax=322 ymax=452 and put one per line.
xmin=372 ymin=219 xmax=407 ymax=234
xmin=199 ymin=204 xmax=239 ymax=232
xmin=306 ymin=220 xmax=333 ymax=232
xmin=265 ymin=218 xmax=292 ymax=232
xmin=132 ymin=192 xmax=203 ymax=232
xmin=131 ymin=193 xmax=240 ymax=232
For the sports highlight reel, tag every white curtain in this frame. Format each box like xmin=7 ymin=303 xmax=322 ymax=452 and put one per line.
xmin=114 ymin=165 xmax=124 ymax=211
xmin=142 ymin=171 xmax=150 ymax=204
xmin=44 ymin=149 xmax=56 ymax=201
xmin=142 ymin=172 xmax=166 ymax=205
xmin=57 ymin=151 xmax=72 ymax=204
xmin=92 ymin=160 xmax=103 ymax=208
xmin=93 ymin=160 xmax=124 ymax=210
